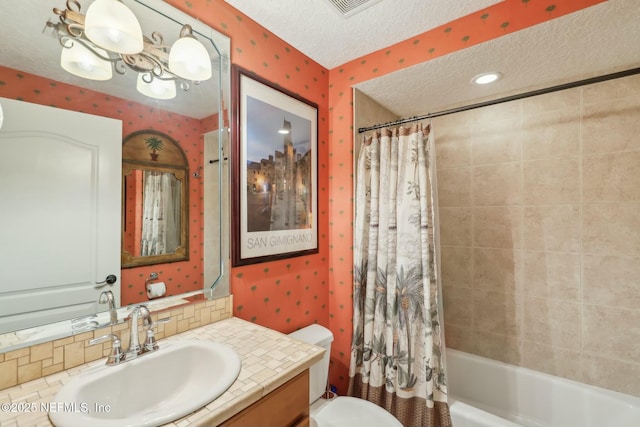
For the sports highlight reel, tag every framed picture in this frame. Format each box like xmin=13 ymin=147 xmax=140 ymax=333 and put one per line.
xmin=231 ymin=66 xmax=318 ymax=266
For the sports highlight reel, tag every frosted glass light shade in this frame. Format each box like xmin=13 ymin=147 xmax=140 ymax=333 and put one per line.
xmin=169 ymin=37 xmax=212 ymax=81
xmin=61 ymin=42 xmax=113 ymax=81
xmin=84 ymin=0 xmax=143 ymax=54
xmin=136 ymin=73 xmax=176 ymax=99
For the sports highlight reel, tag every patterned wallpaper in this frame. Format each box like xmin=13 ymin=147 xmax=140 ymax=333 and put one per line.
xmin=2 ymin=0 xmax=605 ymax=395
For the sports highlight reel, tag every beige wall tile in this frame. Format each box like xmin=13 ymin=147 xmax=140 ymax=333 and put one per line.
xmin=63 ymin=342 xmax=85 ymax=370
xmin=468 ymin=101 xmax=522 ymax=130
xmin=473 ymin=248 xmax=521 ymax=294
xmin=522 ymin=87 xmax=581 ymax=116
xmin=472 ymin=330 xmax=521 ymax=365
xmin=182 ymin=304 xmax=195 ymax=319
xmin=522 ymin=205 xmax=580 ymax=252
xmin=444 ymin=324 xmax=476 ymax=354
xmin=521 ymin=341 xmax=583 ymax=382
xmin=84 ymin=342 xmax=104 ymax=363
xmin=438 ymin=74 xmax=640 ymax=397
xmin=583 ymin=305 xmax=640 ymax=362
xmin=29 ymin=342 xmax=53 ymax=363
xmin=581 ymin=74 xmax=640 ymax=104
xmin=437 ymin=167 xmax=471 ymax=207
xmin=522 ymin=251 xmax=580 ymax=301
xmin=583 ymin=203 xmax=640 ymax=255
xmin=472 ymin=163 xmax=521 ymax=206
xmin=441 ymin=246 xmax=472 ymax=287
xmin=582 ymin=354 xmax=640 ymax=397
xmin=583 ymin=151 xmax=640 ymax=202
xmin=582 ymin=97 xmax=640 ymax=154
xmin=473 ymin=290 xmax=522 ymax=337
xmin=473 ymin=207 xmax=522 ymax=249
xmin=523 ymin=157 xmax=580 ymax=205
xmin=53 ymin=347 xmax=63 ymax=365
xmin=523 ymin=297 xmax=581 ymax=350
xmin=5 ymin=348 xmax=29 ymax=361
xmin=439 ymin=207 xmax=472 ymax=247
xmin=42 ymin=363 xmax=64 ymax=377
xmin=434 ymin=130 xmax=472 ymax=169
xmin=522 ymin=109 xmax=580 ymax=160
xmin=443 ymin=286 xmax=473 ymax=327
xmin=583 ymin=254 xmax=640 ymax=310
xmin=472 ymin=129 xmax=522 ymax=165
xmin=0 ymin=359 xmax=17 ymax=389
xmin=17 ymin=362 xmax=42 ymax=384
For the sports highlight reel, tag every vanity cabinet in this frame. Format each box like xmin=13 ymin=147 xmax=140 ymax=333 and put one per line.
xmin=220 ymin=370 xmax=310 ymax=427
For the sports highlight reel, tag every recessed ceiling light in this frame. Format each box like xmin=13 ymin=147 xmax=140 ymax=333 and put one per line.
xmin=472 ymin=72 xmax=502 ymax=85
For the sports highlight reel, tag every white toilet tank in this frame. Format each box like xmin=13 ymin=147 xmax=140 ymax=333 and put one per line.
xmin=289 ymin=324 xmax=333 ymax=403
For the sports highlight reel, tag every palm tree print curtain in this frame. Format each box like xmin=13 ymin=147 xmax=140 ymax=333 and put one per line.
xmin=140 ymin=171 xmax=181 ymax=256
xmin=349 ymin=124 xmax=451 ymax=427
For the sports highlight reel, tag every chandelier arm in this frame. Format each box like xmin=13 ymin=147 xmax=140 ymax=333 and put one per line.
xmin=149 ymin=31 xmax=165 ymax=46
xmin=179 ymin=24 xmax=193 ymax=38
xmin=59 ymin=35 xmax=120 ymax=64
xmin=121 ymin=51 xmax=166 ymax=76
xmin=113 ymin=60 xmax=128 ymax=76
xmin=65 ymin=0 xmax=82 ymax=13
xmin=65 ymin=23 xmax=84 ymax=38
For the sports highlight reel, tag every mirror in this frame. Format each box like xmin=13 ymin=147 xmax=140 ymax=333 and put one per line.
xmin=0 ymin=0 xmax=231 ymax=351
xmin=122 ymin=130 xmax=189 ymax=267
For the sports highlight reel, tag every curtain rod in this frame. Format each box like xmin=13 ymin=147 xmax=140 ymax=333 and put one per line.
xmin=357 ymin=67 xmax=640 ymax=134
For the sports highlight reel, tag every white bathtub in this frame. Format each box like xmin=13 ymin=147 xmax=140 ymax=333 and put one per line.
xmin=446 ymin=349 xmax=640 ymax=427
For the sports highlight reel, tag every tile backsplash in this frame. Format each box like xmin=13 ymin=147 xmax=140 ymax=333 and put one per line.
xmin=0 ymin=295 xmax=232 ymax=391
xmin=437 ymin=73 xmax=640 ymax=397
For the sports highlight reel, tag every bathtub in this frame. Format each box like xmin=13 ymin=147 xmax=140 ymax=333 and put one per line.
xmin=446 ymin=349 xmax=640 ymax=427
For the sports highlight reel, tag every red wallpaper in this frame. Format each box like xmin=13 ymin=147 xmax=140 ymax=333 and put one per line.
xmin=3 ymin=0 xmax=605 ymax=395
xmin=165 ymin=0 xmax=333 ymax=341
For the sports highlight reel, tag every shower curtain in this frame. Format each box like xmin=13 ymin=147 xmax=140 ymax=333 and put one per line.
xmin=349 ymin=123 xmax=451 ymax=427
xmin=140 ymin=171 xmax=181 ymax=256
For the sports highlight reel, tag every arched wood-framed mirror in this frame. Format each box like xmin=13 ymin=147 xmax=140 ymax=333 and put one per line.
xmin=122 ymin=129 xmax=189 ymax=267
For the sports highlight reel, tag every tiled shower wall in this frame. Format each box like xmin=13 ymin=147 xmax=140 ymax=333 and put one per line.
xmin=437 ymin=73 xmax=640 ymax=397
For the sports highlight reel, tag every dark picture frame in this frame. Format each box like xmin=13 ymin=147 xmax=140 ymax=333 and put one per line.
xmin=231 ymin=65 xmax=318 ymax=266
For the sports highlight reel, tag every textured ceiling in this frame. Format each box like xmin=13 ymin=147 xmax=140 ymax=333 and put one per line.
xmin=227 ymin=0 xmax=640 ymax=119
xmin=224 ymin=0 xmax=502 ymax=69
xmin=355 ymin=0 xmax=640 ymax=118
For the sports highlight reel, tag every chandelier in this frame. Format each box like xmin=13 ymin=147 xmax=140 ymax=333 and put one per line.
xmin=46 ymin=0 xmax=212 ymax=100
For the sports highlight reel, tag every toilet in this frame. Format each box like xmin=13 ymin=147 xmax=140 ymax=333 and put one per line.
xmin=289 ymin=324 xmax=403 ymax=427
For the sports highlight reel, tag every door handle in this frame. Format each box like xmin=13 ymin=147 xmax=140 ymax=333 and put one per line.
xmin=96 ymin=274 xmax=117 ymax=288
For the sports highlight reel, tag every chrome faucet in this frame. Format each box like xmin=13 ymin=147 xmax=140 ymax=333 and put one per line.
xmin=98 ymin=290 xmax=118 ymax=324
xmin=126 ymin=305 xmax=153 ymax=358
xmin=89 ymin=304 xmax=170 ymax=366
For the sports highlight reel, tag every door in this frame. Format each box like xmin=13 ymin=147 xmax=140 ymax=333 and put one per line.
xmin=0 ymin=97 xmax=122 ymax=334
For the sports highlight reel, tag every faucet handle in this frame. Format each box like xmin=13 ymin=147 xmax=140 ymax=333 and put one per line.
xmin=143 ymin=317 xmax=171 ymax=352
xmin=89 ymin=334 xmax=124 ymax=366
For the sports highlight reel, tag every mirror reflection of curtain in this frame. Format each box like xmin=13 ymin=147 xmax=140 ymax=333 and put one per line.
xmin=140 ymin=171 xmax=181 ymax=256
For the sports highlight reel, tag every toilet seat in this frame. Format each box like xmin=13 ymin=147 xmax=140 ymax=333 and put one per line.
xmin=311 ymin=396 xmax=403 ymax=427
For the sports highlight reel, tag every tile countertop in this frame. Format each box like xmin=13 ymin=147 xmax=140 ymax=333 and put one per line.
xmin=0 ymin=317 xmax=325 ymax=427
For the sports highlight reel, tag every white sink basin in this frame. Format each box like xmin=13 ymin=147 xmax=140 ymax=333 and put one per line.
xmin=49 ymin=340 xmax=241 ymax=427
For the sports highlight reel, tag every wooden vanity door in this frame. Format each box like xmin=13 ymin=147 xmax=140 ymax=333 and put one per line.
xmin=221 ymin=370 xmax=310 ymax=427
